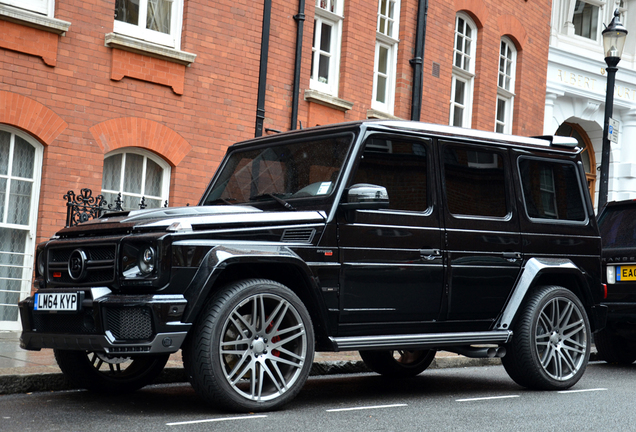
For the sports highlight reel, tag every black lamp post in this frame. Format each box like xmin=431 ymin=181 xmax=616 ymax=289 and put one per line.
xmin=598 ymin=9 xmax=628 ymax=210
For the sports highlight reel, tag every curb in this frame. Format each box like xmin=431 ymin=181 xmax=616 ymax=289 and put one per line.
xmin=0 ymin=352 xmax=599 ymax=396
xmin=0 ymin=356 xmax=501 ymax=396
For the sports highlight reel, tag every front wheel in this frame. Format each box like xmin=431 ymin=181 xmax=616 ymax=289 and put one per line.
xmin=54 ymin=350 xmax=169 ymax=393
xmin=184 ymin=279 xmax=315 ymax=412
xmin=359 ymin=349 xmax=436 ymax=377
xmin=502 ymin=285 xmax=590 ymax=390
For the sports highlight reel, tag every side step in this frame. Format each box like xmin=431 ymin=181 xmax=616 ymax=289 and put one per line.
xmin=329 ymin=330 xmax=512 ymax=352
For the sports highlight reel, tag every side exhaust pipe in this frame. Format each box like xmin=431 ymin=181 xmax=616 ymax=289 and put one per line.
xmin=445 ymin=346 xmax=506 ymax=359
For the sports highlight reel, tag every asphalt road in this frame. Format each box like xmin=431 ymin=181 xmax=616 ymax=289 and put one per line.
xmin=1 ymin=361 xmax=634 ymax=432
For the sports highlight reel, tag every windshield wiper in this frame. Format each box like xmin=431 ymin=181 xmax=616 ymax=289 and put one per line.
xmin=249 ymin=193 xmax=297 ymax=211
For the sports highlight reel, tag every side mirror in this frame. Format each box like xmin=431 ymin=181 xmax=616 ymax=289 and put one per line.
xmin=347 ymin=183 xmax=389 ymax=206
xmin=340 ymin=184 xmax=389 ymax=221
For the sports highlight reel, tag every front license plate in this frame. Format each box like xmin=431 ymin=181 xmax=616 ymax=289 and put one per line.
xmin=34 ymin=293 xmax=80 ymax=312
xmin=617 ymin=265 xmax=636 ymax=281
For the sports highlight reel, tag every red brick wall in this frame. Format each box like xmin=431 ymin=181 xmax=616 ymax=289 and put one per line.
xmin=0 ymin=0 xmax=550 ymax=245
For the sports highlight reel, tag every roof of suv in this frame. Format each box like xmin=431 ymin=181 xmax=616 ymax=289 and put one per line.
xmin=230 ymin=120 xmax=582 ymax=155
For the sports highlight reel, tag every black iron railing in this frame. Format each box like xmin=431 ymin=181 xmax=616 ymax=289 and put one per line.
xmin=64 ymin=188 xmax=167 ymax=227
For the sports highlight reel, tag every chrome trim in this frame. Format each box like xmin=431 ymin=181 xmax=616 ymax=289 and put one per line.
xmin=495 ymin=257 xmax=582 ymax=330
xmin=330 ymin=330 xmax=512 ymax=351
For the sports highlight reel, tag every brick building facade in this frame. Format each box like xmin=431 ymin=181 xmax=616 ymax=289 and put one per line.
xmin=0 ymin=0 xmax=550 ymax=329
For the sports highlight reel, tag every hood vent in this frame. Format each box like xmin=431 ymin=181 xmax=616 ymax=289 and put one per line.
xmin=281 ymin=228 xmax=316 ymax=243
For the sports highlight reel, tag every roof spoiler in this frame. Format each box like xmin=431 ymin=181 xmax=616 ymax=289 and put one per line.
xmin=532 ymin=135 xmax=579 ymax=148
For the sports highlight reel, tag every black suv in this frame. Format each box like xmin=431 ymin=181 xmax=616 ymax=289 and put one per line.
xmin=596 ymin=200 xmax=636 ymax=364
xmin=19 ymin=120 xmax=606 ymax=412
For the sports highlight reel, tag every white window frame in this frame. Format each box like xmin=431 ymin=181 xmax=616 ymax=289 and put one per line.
xmin=101 ymin=148 xmax=171 ymax=210
xmin=113 ymin=0 xmax=184 ymax=49
xmin=570 ymin=0 xmax=603 ymax=41
xmin=310 ymin=0 xmax=344 ymax=96
xmin=450 ymin=13 xmax=476 ymax=128
xmin=495 ymin=37 xmax=516 ymax=134
xmin=0 ymin=125 xmax=43 ymax=330
xmin=372 ymin=0 xmax=400 ymax=114
xmin=2 ymin=0 xmax=53 ymax=16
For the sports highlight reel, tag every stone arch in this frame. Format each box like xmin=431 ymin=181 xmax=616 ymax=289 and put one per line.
xmin=89 ymin=117 xmax=192 ymax=167
xmin=0 ymin=91 xmax=67 ymax=145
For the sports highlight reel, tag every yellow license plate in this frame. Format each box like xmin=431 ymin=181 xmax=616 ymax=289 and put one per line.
xmin=617 ymin=265 xmax=636 ymax=281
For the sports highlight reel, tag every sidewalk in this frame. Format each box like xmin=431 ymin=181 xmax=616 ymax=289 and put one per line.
xmin=7 ymin=330 xmax=599 ymax=395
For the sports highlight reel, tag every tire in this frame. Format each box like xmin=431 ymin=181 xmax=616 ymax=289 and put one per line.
xmin=54 ymin=350 xmax=169 ymax=393
xmin=594 ymin=328 xmax=636 ymax=365
xmin=359 ymin=349 xmax=436 ymax=378
xmin=183 ymin=279 xmax=315 ymax=412
xmin=502 ymin=285 xmax=591 ymax=390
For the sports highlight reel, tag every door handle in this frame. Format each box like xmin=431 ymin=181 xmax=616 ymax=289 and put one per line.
xmin=502 ymin=252 xmax=522 ymax=262
xmin=420 ymin=249 xmax=441 ymax=261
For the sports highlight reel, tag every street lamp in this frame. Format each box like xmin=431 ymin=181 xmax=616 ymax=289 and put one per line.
xmin=598 ymin=9 xmax=628 ymax=210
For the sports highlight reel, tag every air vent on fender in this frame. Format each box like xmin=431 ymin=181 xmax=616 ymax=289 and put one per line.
xmin=281 ymin=228 xmax=316 ymax=243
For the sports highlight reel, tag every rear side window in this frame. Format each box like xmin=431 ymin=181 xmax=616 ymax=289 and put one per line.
xmin=599 ymin=206 xmax=636 ymax=248
xmin=519 ymin=158 xmax=586 ymax=222
xmin=443 ymin=145 xmax=508 ymax=217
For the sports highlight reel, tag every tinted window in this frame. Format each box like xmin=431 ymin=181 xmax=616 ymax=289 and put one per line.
xmin=443 ymin=145 xmax=507 ymax=217
xmin=519 ymin=158 xmax=585 ymax=221
xmin=599 ymin=205 xmax=636 ymax=248
xmin=203 ymin=135 xmax=352 ymax=205
xmin=352 ymin=137 xmax=429 ymax=211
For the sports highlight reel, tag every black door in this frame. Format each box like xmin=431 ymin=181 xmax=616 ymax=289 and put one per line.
xmin=439 ymin=141 xmax=522 ymax=327
xmin=337 ymin=135 xmax=444 ymax=332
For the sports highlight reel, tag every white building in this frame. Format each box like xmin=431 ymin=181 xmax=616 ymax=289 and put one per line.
xmin=546 ymin=0 xmax=636 ymax=208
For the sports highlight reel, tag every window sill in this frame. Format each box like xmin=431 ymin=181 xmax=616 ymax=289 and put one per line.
xmin=0 ymin=4 xmax=71 ymax=35
xmin=104 ymin=33 xmax=196 ymax=66
xmin=304 ymin=89 xmax=353 ymax=112
xmin=367 ymin=109 xmax=402 ymax=120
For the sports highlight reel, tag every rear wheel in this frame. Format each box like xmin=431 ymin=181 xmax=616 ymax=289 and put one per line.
xmin=502 ymin=285 xmax=590 ymax=390
xmin=184 ymin=279 xmax=315 ymax=412
xmin=594 ymin=328 xmax=636 ymax=365
xmin=54 ymin=350 xmax=169 ymax=393
xmin=359 ymin=349 xmax=436 ymax=377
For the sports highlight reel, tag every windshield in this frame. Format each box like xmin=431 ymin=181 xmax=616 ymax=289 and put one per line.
xmin=202 ymin=135 xmax=353 ymax=206
xmin=598 ymin=204 xmax=636 ymax=249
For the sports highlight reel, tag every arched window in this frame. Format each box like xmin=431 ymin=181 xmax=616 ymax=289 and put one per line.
xmin=495 ymin=37 xmax=517 ymax=134
xmin=450 ymin=13 xmax=477 ymax=127
xmin=0 ymin=126 xmax=43 ymax=329
xmin=556 ymin=122 xmax=596 ymax=201
xmin=101 ymin=149 xmax=171 ymax=210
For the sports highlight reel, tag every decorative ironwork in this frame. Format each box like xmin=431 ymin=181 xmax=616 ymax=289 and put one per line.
xmin=64 ymin=189 xmax=107 ymax=227
xmin=64 ymin=189 xmax=162 ymax=227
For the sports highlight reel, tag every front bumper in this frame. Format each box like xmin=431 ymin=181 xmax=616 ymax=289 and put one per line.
xmin=19 ymin=288 xmax=191 ymax=355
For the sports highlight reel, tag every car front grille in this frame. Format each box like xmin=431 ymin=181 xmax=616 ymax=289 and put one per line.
xmin=47 ymin=244 xmax=117 ymax=286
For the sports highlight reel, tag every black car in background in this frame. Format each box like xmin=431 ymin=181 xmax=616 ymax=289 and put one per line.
xmin=597 ymin=200 xmax=636 ymax=364
xmin=19 ymin=120 xmax=606 ymax=412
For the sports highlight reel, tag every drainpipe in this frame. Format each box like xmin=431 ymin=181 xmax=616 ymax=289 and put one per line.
xmin=290 ymin=0 xmax=306 ymax=131
xmin=410 ymin=0 xmax=428 ymax=121
xmin=255 ymin=0 xmax=272 ymax=137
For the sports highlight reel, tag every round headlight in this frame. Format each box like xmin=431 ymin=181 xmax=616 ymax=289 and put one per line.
xmin=138 ymin=247 xmax=156 ymax=275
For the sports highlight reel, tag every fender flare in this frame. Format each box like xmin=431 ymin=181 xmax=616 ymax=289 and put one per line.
xmin=179 ymin=243 xmax=324 ymax=324
xmin=494 ymin=257 xmax=591 ymax=331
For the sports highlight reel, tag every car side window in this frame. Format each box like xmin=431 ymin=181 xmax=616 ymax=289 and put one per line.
xmin=352 ymin=136 xmax=429 ymax=212
xmin=519 ymin=158 xmax=586 ymax=222
xmin=443 ymin=144 xmax=507 ymax=217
